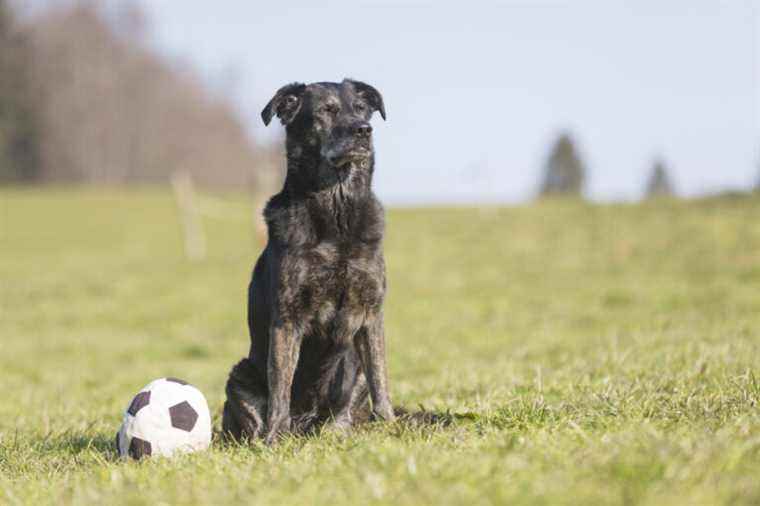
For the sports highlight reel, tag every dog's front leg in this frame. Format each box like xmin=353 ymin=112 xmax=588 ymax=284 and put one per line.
xmin=354 ymin=312 xmax=395 ymax=422
xmin=264 ymin=322 xmax=301 ymax=445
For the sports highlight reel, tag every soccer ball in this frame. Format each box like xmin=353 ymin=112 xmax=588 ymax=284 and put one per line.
xmin=115 ymin=377 xmax=212 ymax=459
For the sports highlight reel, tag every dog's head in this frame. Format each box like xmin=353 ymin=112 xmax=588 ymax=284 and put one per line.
xmin=262 ymin=79 xmax=385 ymax=173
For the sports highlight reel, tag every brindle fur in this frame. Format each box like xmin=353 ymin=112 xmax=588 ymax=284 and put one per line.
xmin=222 ymin=79 xmax=396 ymax=444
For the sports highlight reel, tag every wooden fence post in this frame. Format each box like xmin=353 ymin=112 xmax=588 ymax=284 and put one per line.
xmin=171 ymin=171 xmax=206 ymax=261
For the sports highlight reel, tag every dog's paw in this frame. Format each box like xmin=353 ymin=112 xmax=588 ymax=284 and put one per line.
xmin=320 ymin=417 xmax=354 ymax=437
xmin=263 ymin=418 xmax=292 ymax=446
xmin=263 ymin=431 xmax=280 ymax=446
xmin=370 ymin=405 xmax=396 ymax=423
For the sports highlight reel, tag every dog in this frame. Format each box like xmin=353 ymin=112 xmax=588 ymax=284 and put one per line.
xmin=222 ymin=78 xmax=395 ymax=444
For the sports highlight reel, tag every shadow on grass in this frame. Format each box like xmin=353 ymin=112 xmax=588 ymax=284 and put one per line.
xmin=394 ymin=405 xmax=474 ymax=427
xmin=35 ymin=431 xmax=119 ymax=461
xmin=23 ymin=408 xmax=477 ymax=463
xmin=213 ymin=406 xmax=479 ymax=451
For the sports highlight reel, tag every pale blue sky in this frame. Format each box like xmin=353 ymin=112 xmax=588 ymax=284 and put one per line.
xmin=136 ymin=1 xmax=758 ymax=204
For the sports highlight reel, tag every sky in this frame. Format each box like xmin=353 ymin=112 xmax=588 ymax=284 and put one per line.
xmin=133 ymin=0 xmax=758 ymax=204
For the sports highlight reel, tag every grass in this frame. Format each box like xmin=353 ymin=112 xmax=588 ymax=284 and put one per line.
xmin=1 ymin=187 xmax=759 ymax=505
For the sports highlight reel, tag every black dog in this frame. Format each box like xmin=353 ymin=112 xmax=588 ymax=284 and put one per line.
xmin=222 ymin=79 xmax=394 ymax=444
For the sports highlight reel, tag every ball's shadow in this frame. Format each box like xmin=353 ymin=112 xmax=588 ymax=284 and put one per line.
xmin=45 ymin=432 xmax=120 ymax=461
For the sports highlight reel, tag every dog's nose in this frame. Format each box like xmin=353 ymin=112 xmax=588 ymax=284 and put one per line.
xmin=352 ymin=122 xmax=373 ymax=138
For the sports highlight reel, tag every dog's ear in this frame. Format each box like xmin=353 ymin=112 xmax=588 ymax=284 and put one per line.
xmin=348 ymin=80 xmax=386 ymax=120
xmin=261 ymin=82 xmax=306 ymax=126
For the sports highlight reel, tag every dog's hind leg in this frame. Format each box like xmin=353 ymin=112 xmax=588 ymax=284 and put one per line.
xmin=222 ymin=358 xmax=267 ymax=442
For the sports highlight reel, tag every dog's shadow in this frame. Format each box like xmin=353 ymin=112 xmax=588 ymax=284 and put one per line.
xmin=216 ymin=406 xmax=470 ymax=448
xmin=57 ymin=408 xmax=471 ymax=461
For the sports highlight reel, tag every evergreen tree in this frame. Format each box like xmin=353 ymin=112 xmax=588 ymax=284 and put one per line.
xmin=539 ymin=132 xmax=586 ymax=197
xmin=645 ymin=158 xmax=675 ymax=198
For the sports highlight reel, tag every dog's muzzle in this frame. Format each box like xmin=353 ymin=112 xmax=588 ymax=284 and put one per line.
xmin=323 ymin=123 xmax=373 ymax=168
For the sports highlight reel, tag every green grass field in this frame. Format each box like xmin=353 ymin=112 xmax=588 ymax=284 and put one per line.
xmin=1 ymin=188 xmax=759 ymax=505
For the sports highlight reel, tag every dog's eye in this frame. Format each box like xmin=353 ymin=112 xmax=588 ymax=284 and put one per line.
xmin=354 ymin=101 xmax=368 ymax=113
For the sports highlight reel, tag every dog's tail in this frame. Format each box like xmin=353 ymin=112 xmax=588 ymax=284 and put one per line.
xmin=351 ymin=402 xmax=453 ymax=427
xmin=393 ymin=405 xmax=454 ymax=427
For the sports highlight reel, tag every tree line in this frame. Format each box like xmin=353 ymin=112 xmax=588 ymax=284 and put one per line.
xmin=0 ymin=0 xmax=280 ymax=190
xmin=1 ymin=1 xmax=756 ymax=198
xmin=539 ymin=131 xmax=759 ymax=200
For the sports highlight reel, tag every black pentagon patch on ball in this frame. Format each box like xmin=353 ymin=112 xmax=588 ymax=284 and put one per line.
xmin=169 ymin=401 xmax=198 ymax=432
xmin=128 ymin=437 xmax=152 ymax=459
xmin=127 ymin=391 xmax=151 ymax=416
xmin=165 ymin=377 xmax=188 ymax=385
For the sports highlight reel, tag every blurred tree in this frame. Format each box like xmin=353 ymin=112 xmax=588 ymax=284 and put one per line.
xmin=20 ymin=2 xmax=280 ymax=190
xmin=539 ymin=132 xmax=586 ymax=197
xmin=645 ymin=158 xmax=675 ymax=198
xmin=0 ymin=0 xmax=40 ymax=182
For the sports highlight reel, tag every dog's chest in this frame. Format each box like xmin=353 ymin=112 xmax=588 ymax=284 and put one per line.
xmin=288 ymin=240 xmax=384 ymax=333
